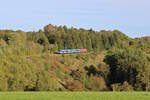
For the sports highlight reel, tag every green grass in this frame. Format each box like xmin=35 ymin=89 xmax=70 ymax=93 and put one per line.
xmin=0 ymin=92 xmax=150 ymax=100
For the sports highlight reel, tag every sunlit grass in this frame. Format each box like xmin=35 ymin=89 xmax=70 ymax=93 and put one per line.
xmin=0 ymin=92 xmax=150 ymax=100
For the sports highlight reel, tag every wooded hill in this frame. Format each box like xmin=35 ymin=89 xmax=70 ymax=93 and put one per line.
xmin=0 ymin=24 xmax=150 ymax=91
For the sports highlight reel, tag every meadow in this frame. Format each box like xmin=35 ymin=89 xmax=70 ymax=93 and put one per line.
xmin=0 ymin=92 xmax=150 ymax=100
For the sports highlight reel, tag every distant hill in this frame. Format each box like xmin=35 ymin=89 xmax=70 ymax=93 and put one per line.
xmin=0 ymin=24 xmax=150 ymax=91
xmin=137 ymin=36 xmax=150 ymax=43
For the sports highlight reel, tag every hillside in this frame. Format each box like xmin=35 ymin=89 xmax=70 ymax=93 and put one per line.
xmin=0 ymin=24 xmax=150 ymax=91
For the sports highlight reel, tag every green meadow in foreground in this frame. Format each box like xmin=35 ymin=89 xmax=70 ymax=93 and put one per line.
xmin=0 ymin=92 xmax=150 ymax=100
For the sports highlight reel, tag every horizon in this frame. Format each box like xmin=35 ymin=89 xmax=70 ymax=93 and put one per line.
xmin=0 ymin=0 xmax=150 ymax=38
xmin=0 ymin=24 xmax=149 ymax=38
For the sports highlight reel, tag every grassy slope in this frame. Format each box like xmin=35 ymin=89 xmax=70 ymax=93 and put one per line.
xmin=0 ymin=92 xmax=150 ymax=100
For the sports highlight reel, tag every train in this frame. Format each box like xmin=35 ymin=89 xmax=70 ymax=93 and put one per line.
xmin=58 ymin=49 xmax=88 ymax=54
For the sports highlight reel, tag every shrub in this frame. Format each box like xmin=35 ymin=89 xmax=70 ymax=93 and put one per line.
xmin=111 ymin=81 xmax=133 ymax=91
xmin=89 ymin=76 xmax=107 ymax=91
xmin=111 ymin=83 xmax=121 ymax=91
xmin=66 ymin=80 xmax=84 ymax=91
xmin=121 ymin=81 xmax=133 ymax=91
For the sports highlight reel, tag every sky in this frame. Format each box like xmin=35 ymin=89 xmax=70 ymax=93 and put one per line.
xmin=0 ymin=0 xmax=150 ymax=37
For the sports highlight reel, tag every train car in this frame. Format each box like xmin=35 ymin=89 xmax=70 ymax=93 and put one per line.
xmin=80 ymin=49 xmax=88 ymax=53
xmin=59 ymin=49 xmax=72 ymax=54
xmin=58 ymin=49 xmax=87 ymax=54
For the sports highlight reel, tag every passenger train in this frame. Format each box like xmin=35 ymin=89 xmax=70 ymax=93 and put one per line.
xmin=58 ymin=49 xmax=87 ymax=54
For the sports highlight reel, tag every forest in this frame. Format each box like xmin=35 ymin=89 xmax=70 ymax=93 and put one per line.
xmin=0 ymin=24 xmax=150 ymax=91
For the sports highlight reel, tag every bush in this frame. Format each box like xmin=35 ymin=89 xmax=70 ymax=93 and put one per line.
xmin=66 ymin=80 xmax=84 ymax=91
xmin=111 ymin=83 xmax=121 ymax=91
xmin=111 ymin=81 xmax=133 ymax=91
xmin=121 ymin=81 xmax=133 ymax=91
xmin=89 ymin=76 xmax=107 ymax=91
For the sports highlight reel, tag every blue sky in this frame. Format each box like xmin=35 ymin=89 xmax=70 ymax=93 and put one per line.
xmin=0 ymin=0 xmax=150 ymax=37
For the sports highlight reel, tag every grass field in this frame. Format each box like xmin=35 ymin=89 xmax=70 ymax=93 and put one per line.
xmin=0 ymin=92 xmax=150 ymax=100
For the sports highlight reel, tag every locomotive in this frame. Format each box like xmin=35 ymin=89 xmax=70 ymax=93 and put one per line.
xmin=58 ymin=49 xmax=87 ymax=54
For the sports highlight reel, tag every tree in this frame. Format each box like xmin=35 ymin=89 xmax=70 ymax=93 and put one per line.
xmin=104 ymin=48 xmax=150 ymax=90
xmin=86 ymin=36 xmax=93 ymax=51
